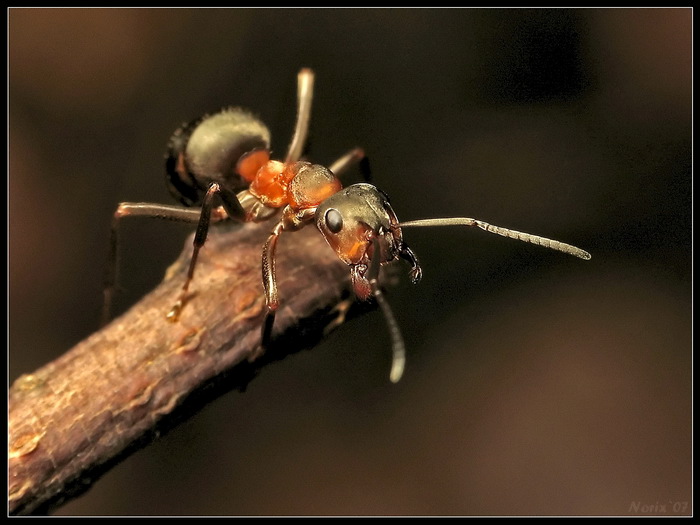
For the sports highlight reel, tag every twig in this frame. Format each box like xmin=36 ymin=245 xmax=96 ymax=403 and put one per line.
xmin=8 ymin=221 xmax=354 ymax=515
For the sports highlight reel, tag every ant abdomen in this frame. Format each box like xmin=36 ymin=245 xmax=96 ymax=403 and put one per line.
xmin=165 ymin=107 xmax=271 ymax=207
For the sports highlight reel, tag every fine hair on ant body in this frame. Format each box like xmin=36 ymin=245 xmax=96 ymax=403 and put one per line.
xmin=104 ymin=68 xmax=591 ymax=383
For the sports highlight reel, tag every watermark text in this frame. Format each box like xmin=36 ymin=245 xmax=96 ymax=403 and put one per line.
xmin=628 ymin=500 xmax=689 ymax=514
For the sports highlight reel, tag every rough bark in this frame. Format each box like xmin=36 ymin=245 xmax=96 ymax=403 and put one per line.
xmin=8 ymin=222 xmax=355 ymax=515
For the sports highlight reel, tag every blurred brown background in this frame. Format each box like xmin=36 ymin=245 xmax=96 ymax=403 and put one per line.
xmin=9 ymin=8 xmax=691 ymax=516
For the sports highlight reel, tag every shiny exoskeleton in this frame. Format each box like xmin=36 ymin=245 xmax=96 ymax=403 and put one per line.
xmin=104 ymin=68 xmax=591 ymax=383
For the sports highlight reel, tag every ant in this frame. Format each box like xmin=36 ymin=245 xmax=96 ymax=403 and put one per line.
xmin=104 ymin=68 xmax=591 ymax=383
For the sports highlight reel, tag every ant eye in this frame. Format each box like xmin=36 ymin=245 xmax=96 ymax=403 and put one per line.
xmin=325 ymin=208 xmax=343 ymax=234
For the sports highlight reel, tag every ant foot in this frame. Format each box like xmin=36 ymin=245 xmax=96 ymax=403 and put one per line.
xmin=409 ymin=266 xmax=423 ymax=285
xmin=166 ymin=299 xmax=184 ymax=323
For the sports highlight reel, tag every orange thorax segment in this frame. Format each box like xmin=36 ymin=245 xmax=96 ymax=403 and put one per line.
xmin=249 ymin=161 xmax=343 ymax=211
xmin=249 ymin=160 xmax=295 ymax=208
xmin=289 ymin=173 xmax=342 ymax=209
xmin=237 ymin=149 xmax=270 ymax=183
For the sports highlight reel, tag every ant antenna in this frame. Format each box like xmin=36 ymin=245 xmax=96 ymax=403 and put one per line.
xmin=368 ymin=236 xmax=406 ymax=383
xmin=285 ymin=68 xmax=315 ymax=163
xmin=398 ymin=218 xmax=591 ymax=260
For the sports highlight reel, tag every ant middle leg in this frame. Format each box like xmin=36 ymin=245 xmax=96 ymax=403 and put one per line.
xmin=103 ymin=182 xmax=247 ymax=325
xmin=103 ymin=202 xmax=223 ymax=325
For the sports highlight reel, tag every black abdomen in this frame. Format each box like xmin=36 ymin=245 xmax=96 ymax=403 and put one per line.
xmin=165 ymin=107 xmax=271 ymax=206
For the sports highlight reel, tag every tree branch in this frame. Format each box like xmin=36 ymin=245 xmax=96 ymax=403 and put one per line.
xmin=8 ymin=221 xmax=355 ymax=515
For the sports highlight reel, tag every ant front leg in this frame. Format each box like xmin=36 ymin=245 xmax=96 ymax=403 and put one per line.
xmin=385 ymin=205 xmax=422 ymax=284
xmin=259 ymin=207 xmax=316 ymax=349
xmin=260 ymin=221 xmax=284 ymax=348
xmin=398 ymin=242 xmax=423 ymax=284
xmin=167 ymin=182 xmax=248 ymax=322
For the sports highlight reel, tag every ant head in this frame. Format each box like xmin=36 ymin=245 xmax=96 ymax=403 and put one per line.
xmin=315 ymin=183 xmax=398 ymax=299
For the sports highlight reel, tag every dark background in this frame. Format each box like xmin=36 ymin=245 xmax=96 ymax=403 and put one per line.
xmin=9 ymin=8 xmax=691 ymax=516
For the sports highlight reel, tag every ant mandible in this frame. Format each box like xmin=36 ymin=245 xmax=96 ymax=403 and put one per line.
xmin=103 ymin=68 xmax=591 ymax=383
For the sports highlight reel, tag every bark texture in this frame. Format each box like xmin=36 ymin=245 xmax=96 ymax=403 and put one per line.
xmin=9 ymin=222 xmax=354 ymax=515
